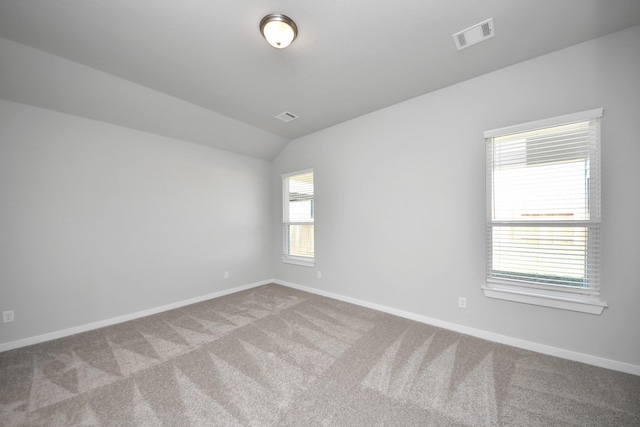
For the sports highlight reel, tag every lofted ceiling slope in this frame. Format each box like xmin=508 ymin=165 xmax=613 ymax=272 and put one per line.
xmin=1 ymin=0 xmax=640 ymax=160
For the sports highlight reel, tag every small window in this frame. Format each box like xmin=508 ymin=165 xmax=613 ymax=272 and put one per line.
xmin=282 ymin=170 xmax=314 ymax=267
xmin=484 ymin=109 xmax=606 ymax=314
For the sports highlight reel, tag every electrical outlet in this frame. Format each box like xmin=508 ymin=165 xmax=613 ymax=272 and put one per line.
xmin=317 ymin=271 xmax=322 ymax=279
xmin=3 ymin=310 xmax=14 ymax=323
xmin=224 ymin=271 xmax=230 ymax=279
xmin=458 ymin=297 xmax=467 ymax=309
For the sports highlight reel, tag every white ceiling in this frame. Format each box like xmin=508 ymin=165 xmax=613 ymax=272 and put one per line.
xmin=1 ymin=0 xmax=640 ymax=160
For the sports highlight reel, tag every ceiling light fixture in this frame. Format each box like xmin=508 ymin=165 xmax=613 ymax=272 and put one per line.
xmin=260 ymin=14 xmax=298 ymax=49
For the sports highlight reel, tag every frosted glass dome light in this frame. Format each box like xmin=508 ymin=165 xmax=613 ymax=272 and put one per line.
xmin=260 ymin=14 xmax=298 ymax=49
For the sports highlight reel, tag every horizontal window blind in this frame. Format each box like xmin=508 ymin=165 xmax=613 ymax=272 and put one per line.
xmin=486 ymin=109 xmax=602 ymax=296
xmin=283 ymin=170 xmax=314 ymax=260
xmin=489 ymin=225 xmax=600 ymax=292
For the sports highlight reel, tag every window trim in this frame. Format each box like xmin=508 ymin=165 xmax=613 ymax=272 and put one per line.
xmin=282 ymin=169 xmax=315 ymax=268
xmin=282 ymin=255 xmax=315 ymax=268
xmin=482 ymin=284 xmax=607 ymax=314
xmin=484 ymin=108 xmax=607 ymax=314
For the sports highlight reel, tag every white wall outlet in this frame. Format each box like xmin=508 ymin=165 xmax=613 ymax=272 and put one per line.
xmin=224 ymin=271 xmax=230 ymax=279
xmin=3 ymin=310 xmax=15 ymax=323
xmin=458 ymin=297 xmax=467 ymax=309
xmin=316 ymin=271 xmax=322 ymax=279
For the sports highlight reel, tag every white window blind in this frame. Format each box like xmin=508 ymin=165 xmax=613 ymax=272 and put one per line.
xmin=484 ymin=109 xmax=606 ymax=314
xmin=282 ymin=170 xmax=314 ymax=267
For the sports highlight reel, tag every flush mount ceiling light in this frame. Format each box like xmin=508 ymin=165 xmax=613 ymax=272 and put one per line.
xmin=260 ymin=14 xmax=298 ymax=49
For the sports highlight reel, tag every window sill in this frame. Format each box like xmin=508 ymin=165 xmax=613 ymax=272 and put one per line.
xmin=482 ymin=284 xmax=607 ymax=315
xmin=282 ymin=256 xmax=315 ymax=268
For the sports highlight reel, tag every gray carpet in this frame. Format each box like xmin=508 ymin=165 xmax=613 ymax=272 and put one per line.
xmin=1 ymin=284 xmax=639 ymax=426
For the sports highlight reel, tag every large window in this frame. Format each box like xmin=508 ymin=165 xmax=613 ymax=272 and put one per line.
xmin=484 ymin=109 xmax=606 ymax=314
xmin=282 ymin=170 xmax=314 ymax=267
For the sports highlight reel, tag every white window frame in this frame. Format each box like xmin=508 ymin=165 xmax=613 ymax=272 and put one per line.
xmin=282 ymin=169 xmax=315 ymax=267
xmin=483 ymin=109 xmax=607 ymax=314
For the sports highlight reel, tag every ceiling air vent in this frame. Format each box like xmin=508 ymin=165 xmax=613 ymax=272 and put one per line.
xmin=275 ymin=111 xmax=298 ymax=123
xmin=453 ymin=18 xmax=494 ymax=50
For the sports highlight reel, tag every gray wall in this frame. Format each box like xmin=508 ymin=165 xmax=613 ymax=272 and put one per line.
xmin=272 ymin=25 xmax=640 ymax=367
xmin=1 ymin=23 xmax=638 ymax=370
xmin=0 ymin=100 xmax=273 ymax=345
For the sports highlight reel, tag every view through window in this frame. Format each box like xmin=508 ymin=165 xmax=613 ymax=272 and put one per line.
xmin=484 ymin=109 xmax=605 ymax=313
xmin=491 ymin=123 xmax=592 ymax=287
xmin=282 ymin=170 xmax=314 ymax=264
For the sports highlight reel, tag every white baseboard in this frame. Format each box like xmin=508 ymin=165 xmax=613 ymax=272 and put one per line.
xmin=0 ymin=280 xmax=270 ymax=353
xmin=274 ymin=279 xmax=640 ymax=376
xmin=3 ymin=278 xmax=638 ymax=376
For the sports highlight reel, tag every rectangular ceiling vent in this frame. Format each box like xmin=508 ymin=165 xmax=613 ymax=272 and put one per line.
xmin=275 ymin=111 xmax=298 ymax=123
xmin=453 ymin=18 xmax=494 ymax=50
